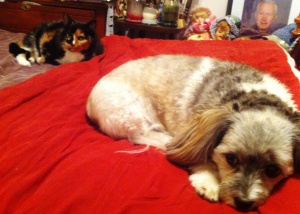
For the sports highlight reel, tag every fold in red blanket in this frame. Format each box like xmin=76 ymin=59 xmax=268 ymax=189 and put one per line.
xmin=0 ymin=35 xmax=299 ymax=214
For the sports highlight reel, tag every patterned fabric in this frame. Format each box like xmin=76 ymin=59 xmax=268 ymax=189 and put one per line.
xmin=272 ymin=23 xmax=296 ymax=45
xmin=0 ymin=29 xmax=56 ymax=89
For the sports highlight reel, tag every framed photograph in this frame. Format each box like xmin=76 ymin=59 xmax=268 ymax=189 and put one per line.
xmin=226 ymin=0 xmax=300 ymax=39
xmin=227 ymin=0 xmax=300 ymax=33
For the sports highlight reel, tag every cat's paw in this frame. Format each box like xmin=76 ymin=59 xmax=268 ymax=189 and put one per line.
xmin=16 ymin=55 xmax=31 ymax=67
xmin=29 ymin=57 xmax=35 ymax=63
xmin=189 ymin=170 xmax=220 ymax=202
xmin=36 ymin=56 xmax=45 ymax=64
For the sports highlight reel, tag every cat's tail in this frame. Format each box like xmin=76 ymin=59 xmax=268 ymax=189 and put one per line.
xmin=9 ymin=43 xmax=32 ymax=67
xmin=9 ymin=43 xmax=29 ymax=57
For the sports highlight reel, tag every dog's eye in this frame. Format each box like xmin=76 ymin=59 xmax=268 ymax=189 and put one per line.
xmin=265 ymin=164 xmax=281 ymax=178
xmin=226 ymin=154 xmax=238 ymax=167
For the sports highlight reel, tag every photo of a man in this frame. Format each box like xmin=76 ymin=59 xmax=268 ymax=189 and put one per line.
xmin=255 ymin=0 xmax=278 ymax=33
xmin=239 ymin=0 xmax=292 ymax=39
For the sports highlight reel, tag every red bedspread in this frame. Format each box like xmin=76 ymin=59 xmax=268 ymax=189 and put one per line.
xmin=1 ymin=35 xmax=300 ymax=214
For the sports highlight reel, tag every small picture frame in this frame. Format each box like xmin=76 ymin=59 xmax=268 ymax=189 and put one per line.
xmin=227 ymin=0 xmax=300 ymax=37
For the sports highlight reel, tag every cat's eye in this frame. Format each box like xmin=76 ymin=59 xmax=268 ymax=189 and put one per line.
xmin=65 ymin=34 xmax=72 ymax=41
xmin=78 ymin=36 xmax=86 ymax=41
xmin=225 ymin=153 xmax=238 ymax=167
xmin=265 ymin=164 xmax=281 ymax=178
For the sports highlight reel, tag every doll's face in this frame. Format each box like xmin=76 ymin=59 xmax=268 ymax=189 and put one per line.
xmin=193 ymin=11 xmax=209 ymax=24
xmin=215 ymin=21 xmax=230 ymax=40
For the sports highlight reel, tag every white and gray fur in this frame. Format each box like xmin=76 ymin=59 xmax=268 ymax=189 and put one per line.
xmin=86 ymin=55 xmax=300 ymax=211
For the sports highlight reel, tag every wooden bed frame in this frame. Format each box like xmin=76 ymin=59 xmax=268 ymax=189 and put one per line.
xmin=0 ymin=0 xmax=108 ymax=38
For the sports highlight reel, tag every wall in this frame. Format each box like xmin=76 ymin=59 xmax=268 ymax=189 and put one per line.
xmin=190 ymin=0 xmax=229 ymax=19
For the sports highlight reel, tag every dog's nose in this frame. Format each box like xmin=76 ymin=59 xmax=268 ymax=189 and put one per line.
xmin=234 ymin=197 xmax=254 ymax=211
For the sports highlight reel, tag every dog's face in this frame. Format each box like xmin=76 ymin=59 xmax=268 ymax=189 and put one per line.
xmin=166 ymin=105 xmax=300 ymax=211
xmin=212 ymin=109 xmax=296 ymax=211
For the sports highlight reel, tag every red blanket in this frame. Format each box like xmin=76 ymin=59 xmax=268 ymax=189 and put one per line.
xmin=0 ymin=35 xmax=299 ymax=214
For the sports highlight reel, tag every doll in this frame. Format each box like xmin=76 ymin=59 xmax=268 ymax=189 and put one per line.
xmin=210 ymin=15 xmax=240 ymax=40
xmin=185 ymin=7 xmax=216 ymax=40
xmin=114 ymin=0 xmax=127 ymax=18
xmin=214 ymin=20 xmax=231 ymax=40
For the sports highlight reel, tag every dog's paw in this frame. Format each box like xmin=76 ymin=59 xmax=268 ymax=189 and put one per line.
xmin=189 ymin=170 xmax=220 ymax=202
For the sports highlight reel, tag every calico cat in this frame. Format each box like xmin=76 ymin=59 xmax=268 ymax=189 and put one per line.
xmin=9 ymin=14 xmax=104 ymax=66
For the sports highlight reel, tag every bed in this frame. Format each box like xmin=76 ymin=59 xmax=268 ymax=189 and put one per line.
xmin=1 ymin=28 xmax=300 ymax=213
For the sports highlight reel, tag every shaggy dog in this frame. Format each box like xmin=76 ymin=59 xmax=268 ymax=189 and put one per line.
xmin=86 ymin=55 xmax=300 ymax=211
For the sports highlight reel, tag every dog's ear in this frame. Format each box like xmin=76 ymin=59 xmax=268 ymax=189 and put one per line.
xmin=166 ymin=105 xmax=232 ymax=167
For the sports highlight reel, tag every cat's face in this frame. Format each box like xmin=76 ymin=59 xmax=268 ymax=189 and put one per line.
xmin=63 ymin=28 xmax=92 ymax=52
xmin=61 ymin=15 xmax=97 ymax=53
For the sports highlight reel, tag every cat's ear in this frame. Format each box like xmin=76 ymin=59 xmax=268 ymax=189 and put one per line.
xmin=63 ymin=14 xmax=74 ymax=25
xmin=87 ymin=20 xmax=96 ymax=31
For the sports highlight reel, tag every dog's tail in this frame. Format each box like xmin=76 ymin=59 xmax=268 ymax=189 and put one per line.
xmin=115 ymin=128 xmax=172 ymax=154
xmin=131 ymin=131 xmax=172 ymax=151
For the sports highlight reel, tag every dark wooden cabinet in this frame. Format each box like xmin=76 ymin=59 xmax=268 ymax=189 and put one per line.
xmin=114 ymin=19 xmax=187 ymax=39
xmin=0 ymin=0 xmax=108 ymax=38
